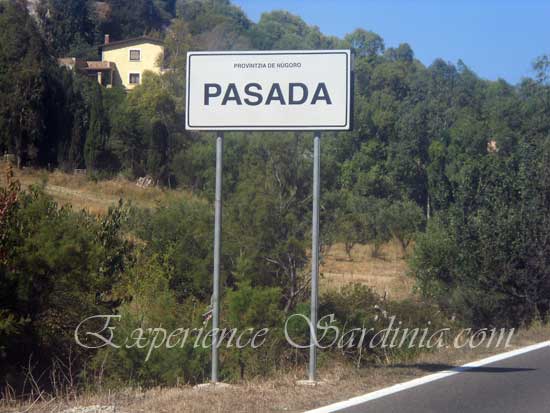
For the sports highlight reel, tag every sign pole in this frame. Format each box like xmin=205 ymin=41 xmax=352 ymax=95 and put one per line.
xmin=309 ymin=131 xmax=321 ymax=382
xmin=212 ymin=132 xmax=224 ymax=383
xmin=186 ymin=50 xmax=351 ymax=385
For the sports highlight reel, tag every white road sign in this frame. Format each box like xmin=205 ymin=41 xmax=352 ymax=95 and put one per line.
xmin=185 ymin=50 xmax=352 ymax=131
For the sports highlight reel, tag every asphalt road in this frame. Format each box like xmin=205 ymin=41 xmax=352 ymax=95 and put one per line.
xmin=340 ymin=345 xmax=550 ymax=413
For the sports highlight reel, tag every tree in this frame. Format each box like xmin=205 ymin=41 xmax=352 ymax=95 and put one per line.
xmin=96 ymin=0 xmax=164 ymax=41
xmin=533 ymin=54 xmax=550 ymax=85
xmin=0 ymin=1 xmax=49 ymax=168
xmin=385 ymin=43 xmax=414 ymax=63
xmin=226 ymin=133 xmax=311 ymax=312
xmin=251 ymin=10 xmax=337 ymax=50
xmin=127 ymin=72 xmax=181 ymax=184
xmin=84 ymin=88 xmax=108 ymax=172
xmin=0 ymin=2 xmax=97 ymax=171
xmin=411 ymin=139 xmax=550 ymax=327
xmin=345 ymin=28 xmax=385 ymax=57
xmin=177 ymin=0 xmax=251 ymax=36
xmin=163 ymin=18 xmax=192 ymax=97
xmin=147 ymin=120 xmax=169 ymax=183
xmin=380 ymin=199 xmax=425 ymax=255
xmin=224 ymin=282 xmax=283 ymax=379
xmin=109 ymin=105 xmax=147 ymax=177
xmin=36 ymin=0 xmax=94 ymax=57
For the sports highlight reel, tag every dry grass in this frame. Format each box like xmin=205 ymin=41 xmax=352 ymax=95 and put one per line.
xmin=0 ymin=162 xmax=203 ymax=215
xmin=3 ymin=324 xmax=549 ymax=413
xmin=321 ymin=242 xmax=414 ymax=301
xmin=3 ymin=163 xmax=414 ymax=300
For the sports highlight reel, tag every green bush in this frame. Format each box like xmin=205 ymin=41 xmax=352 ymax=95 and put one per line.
xmin=131 ymin=199 xmax=215 ymax=301
xmin=320 ymin=284 xmax=450 ymax=365
xmin=222 ymin=282 xmax=285 ymax=380
xmin=89 ymin=252 xmax=210 ymax=387
xmin=0 ymin=187 xmax=130 ymax=390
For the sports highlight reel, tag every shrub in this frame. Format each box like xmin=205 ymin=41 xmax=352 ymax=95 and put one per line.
xmin=131 ymin=199 xmax=214 ymax=301
xmin=222 ymin=282 xmax=285 ymax=380
xmin=320 ymin=284 xmax=450 ymax=365
xmin=0 ymin=186 xmax=130 ymax=391
xmin=89 ymin=252 xmax=210 ymax=387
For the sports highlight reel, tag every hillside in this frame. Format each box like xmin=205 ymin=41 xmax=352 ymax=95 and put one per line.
xmin=0 ymin=161 xmax=203 ymax=215
xmin=2 ymin=0 xmax=550 ymax=409
xmin=1 ymin=161 xmax=413 ymax=300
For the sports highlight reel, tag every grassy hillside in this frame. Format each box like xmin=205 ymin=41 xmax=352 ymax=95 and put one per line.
xmin=0 ymin=161 xmax=203 ymax=215
xmin=2 ymin=161 xmax=414 ymax=300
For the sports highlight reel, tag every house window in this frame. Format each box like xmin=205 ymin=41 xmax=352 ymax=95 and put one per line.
xmin=129 ymin=49 xmax=141 ymax=61
xmin=129 ymin=73 xmax=140 ymax=85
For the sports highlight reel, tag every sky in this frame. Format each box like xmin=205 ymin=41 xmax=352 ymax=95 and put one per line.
xmin=231 ymin=0 xmax=550 ymax=84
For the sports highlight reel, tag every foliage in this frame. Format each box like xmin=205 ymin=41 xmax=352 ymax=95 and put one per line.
xmin=344 ymin=29 xmax=385 ymax=57
xmin=380 ymin=199 xmax=425 ymax=255
xmin=225 ymin=133 xmax=311 ymax=312
xmin=411 ymin=139 xmax=550 ymax=327
xmin=0 ymin=186 xmax=130 ymax=389
xmin=222 ymin=282 xmax=284 ymax=380
xmin=320 ymin=284 xmax=450 ymax=365
xmin=90 ymin=251 xmax=210 ymax=386
xmin=0 ymin=1 xmax=51 ymax=168
xmin=3 ymin=0 xmax=550 ymax=394
xmin=131 ymin=198 xmax=214 ymax=301
xmin=37 ymin=0 xmax=95 ymax=57
xmin=333 ymin=194 xmax=394 ymax=258
xmin=84 ymin=86 xmax=108 ymax=172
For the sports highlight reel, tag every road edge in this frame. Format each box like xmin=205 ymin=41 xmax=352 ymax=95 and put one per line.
xmin=303 ymin=339 xmax=550 ymax=413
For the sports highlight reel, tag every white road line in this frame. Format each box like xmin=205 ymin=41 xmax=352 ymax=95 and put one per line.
xmin=304 ymin=340 xmax=550 ymax=413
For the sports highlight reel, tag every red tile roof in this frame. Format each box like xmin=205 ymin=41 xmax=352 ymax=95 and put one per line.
xmin=84 ymin=61 xmax=115 ymax=70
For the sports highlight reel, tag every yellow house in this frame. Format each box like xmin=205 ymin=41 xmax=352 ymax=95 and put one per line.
xmin=98 ymin=35 xmax=164 ymax=89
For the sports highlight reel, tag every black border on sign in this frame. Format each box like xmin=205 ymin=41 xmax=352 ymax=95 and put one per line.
xmin=185 ymin=51 xmax=351 ymax=131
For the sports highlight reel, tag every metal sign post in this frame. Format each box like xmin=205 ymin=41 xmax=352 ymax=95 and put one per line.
xmin=211 ymin=132 xmax=223 ymax=383
xmin=185 ymin=50 xmax=351 ymax=384
xmin=309 ymin=132 xmax=321 ymax=382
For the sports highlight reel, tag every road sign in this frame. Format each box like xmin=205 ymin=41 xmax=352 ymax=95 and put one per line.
xmin=185 ymin=49 xmax=352 ymax=385
xmin=185 ymin=50 xmax=351 ymax=131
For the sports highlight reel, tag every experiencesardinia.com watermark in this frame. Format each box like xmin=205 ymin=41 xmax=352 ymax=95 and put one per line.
xmin=74 ymin=314 xmax=515 ymax=362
